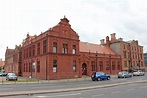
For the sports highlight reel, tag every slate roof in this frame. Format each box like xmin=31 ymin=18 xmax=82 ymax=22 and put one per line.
xmin=79 ymin=42 xmax=116 ymax=55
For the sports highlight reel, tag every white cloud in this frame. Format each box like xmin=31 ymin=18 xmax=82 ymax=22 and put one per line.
xmin=0 ymin=0 xmax=147 ymax=60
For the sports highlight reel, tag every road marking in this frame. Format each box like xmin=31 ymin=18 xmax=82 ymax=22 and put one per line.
xmin=112 ymin=91 xmax=120 ymax=94
xmin=35 ymin=93 xmax=81 ymax=98
xmin=92 ymin=94 xmax=104 ymax=97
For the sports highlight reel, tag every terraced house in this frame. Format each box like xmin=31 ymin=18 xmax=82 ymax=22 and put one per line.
xmin=4 ymin=17 xmax=145 ymax=80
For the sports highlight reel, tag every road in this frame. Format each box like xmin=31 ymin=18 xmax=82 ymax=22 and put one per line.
xmin=0 ymin=75 xmax=147 ymax=97
xmin=6 ymin=82 xmax=147 ymax=98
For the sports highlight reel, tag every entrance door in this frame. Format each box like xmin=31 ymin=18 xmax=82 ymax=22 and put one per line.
xmin=82 ymin=63 xmax=87 ymax=75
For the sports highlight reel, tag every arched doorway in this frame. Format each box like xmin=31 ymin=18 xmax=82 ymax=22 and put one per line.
xmin=82 ymin=63 xmax=87 ymax=75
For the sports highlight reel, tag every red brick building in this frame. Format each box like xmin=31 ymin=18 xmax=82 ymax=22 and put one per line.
xmin=79 ymin=41 xmax=121 ymax=76
xmin=20 ymin=17 xmax=121 ymax=80
xmin=22 ymin=17 xmax=80 ymax=80
xmin=106 ymin=33 xmax=145 ymax=71
xmin=5 ymin=17 xmax=144 ymax=80
xmin=5 ymin=45 xmax=22 ymax=76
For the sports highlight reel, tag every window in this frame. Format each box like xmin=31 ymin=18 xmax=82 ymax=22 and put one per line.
xmin=128 ymin=52 xmax=130 ymax=58
xmin=112 ymin=62 xmax=115 ymax=70
xmin=29 ymin=62 xmax=31 ymax=72
xmin=106 ymin=61 xmax=109 ymax=70
xmin=124 ymin=61 xmax=127 ymax=67
xmin=53 ymin=42 xmax=57 ymax=53
xmin=62 ymin=43 xmax=68 ymax=54
xmin=24 ymin=49 xmax=26 ymax=59
xmin=99 ymin=61 xmax=103 ymax=71
xmin=43 ymin=40 xmax=47 ymax=54
xmin=37 ymin=61 xmax=40 ymax=73
xmin=117 ymin=62 xmax=120 ymax=70
xmin=91 ymin=61 xmax=95 ymax=71
xmin=73 ymin=60 xmax=76 ymax=72
xmin=24 ymin=63 xmax=26 ymax=72
xmin=132 ymin=52 xmax=134 ymax=59
xmin=72 ymin=45 xmax=76 ymax=54
xmin=123 ymin=51 xmax=126 ymax=58
xmin=37 ymin=42 xmax=40 ymax=55
xmin=26 ymin=48 xmax=28 ymax=58
xmin=29 ymin=46 xmax=31 ymax=57
xmin=32 ymin=45 xmax=35 ymax=56
xmin=140 ymin=54 xmax=142 ymax=59
xmin=26 ymin=63 xmax=28 ymax=72
xmin=123 ymin=44 xmax=125 ymax=49
xmin=53 ymin=60 xmax=57 ymax=72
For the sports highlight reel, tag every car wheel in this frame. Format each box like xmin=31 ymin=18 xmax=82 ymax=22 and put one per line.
xmin=92 ymin=78 xmax=95 ymax=81
xmin=97 ymin=77 xmax=101 ymax=81
xmin=107 ymin=76 xmax=110 ymax=80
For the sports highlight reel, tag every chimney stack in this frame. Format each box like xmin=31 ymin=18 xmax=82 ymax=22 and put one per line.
xmin=110 ymin=33 xmax=117 ymax=42
xmin=100 ymin=39 xmax=105 ymax=45
xmin=106 ymin=36 xmax=110 ymax=47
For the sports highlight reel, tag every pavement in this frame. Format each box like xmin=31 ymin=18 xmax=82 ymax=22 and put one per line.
xmin=1 ymin=74 xmax=147 ymax=97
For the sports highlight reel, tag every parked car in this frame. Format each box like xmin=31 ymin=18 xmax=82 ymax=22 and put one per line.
xmin=0 ymin=72 xmax=7 ymax=76
xmin=117 ymin=71 xmax=132 ymax=78
xmin=133 ymin=70 xmax=145 ymax=76
xmin=6 ymin=73 xmax=18 ymax=81
xmin=91 ymin=72 xmax=110 ymax=81
xmin=0 ymin=72 xmax=3 ymax=76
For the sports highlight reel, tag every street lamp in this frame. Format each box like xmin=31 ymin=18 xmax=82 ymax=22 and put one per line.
xmin=109 ymin=54 xmax=111 ymax=74
xmin=137 ymin=60 xmax=140 ymax=70
xmin=46 ymin=34 xmax=48 ymax=80
xmin=95 ymin=51 xmax=98 ymax=71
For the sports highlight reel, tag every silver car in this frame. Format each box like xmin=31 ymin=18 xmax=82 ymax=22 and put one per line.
xmin=118 ymin=71 xmax=132 ymax=78
xmin=6 ymin=73 xmax=18 ymax=81
xmin=133 ymin=70 xmax=145 ymax=76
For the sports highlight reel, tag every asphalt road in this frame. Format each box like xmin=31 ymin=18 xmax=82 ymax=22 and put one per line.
xmin=3 ymin=80 xmax=147 ymax=98
xmin=0 ymin=75 xmax=147 ymax=97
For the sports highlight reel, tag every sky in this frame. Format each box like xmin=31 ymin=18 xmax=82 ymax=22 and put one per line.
xmin=0 ymin=0 xmax=147 ymax=60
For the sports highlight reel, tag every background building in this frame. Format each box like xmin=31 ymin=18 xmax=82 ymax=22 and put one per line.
xmin=144 ymin=53 xmax=147 ymax=71
xmin=0 ymin=58 xmax=5 ymax=72
xmin=5 ymin=45 xmax=22 ymax=76
xmin=107 ymin=33 xmax=145 ymax=72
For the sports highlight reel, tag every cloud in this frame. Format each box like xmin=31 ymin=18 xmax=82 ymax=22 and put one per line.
xmin=1 ymin=0 xmax=147 ymax=59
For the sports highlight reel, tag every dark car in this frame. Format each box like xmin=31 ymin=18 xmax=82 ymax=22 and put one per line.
xmin=117 ymin=71 xmax=132 ymax=78
xmin=91 ymin=72 xmax=110 ymax=81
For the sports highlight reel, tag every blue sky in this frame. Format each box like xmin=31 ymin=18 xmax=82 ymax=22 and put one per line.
xmin=0 ymin=0 xmax=147 ymax=60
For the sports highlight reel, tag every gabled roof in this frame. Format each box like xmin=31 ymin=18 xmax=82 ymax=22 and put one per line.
xmin=79 ymin=42 xmax=116 ymax=55
xmin=6 ymin=49 xmax=14 ymax=55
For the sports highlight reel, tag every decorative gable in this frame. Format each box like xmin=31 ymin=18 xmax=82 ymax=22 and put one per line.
xmin=48 ymin=16 xmax=79 ymax=40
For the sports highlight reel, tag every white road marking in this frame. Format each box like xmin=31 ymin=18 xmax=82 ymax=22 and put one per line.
xmin=92 ymin=94 xmax=104 ymax=97
xmin=35 ymin=93 xmax=81 ymax=98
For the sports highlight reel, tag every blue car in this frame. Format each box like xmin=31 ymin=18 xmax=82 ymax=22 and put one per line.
xmin=91 ymin=72 xmax=110 ymax=81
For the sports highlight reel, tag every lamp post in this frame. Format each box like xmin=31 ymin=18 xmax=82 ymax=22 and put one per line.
xmin=109 ymin=54 xmax=111 ymax=74
xmin=46 ymin=34 xmax=48 ymax=80
xmin=95 ymin=51 xmax=98 ymax=71
xmin=138 ymin=60 xmax=140 ymax=70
